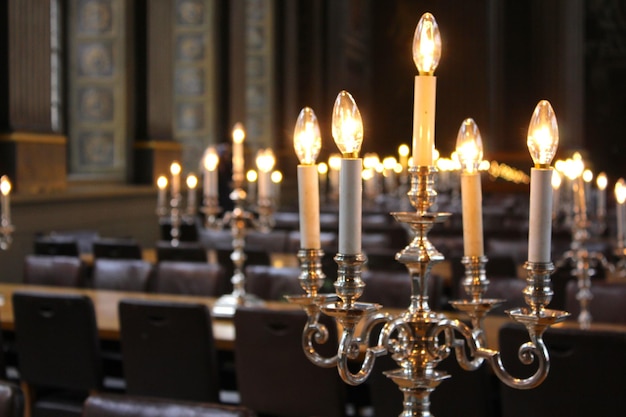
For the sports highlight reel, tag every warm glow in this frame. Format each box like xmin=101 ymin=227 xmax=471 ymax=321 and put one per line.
xmin=363 ymin=153 xmax=380 ymax=170
xmin=432 ymin=148 xmax=440 ymax=161
xmin=232 ymin=123 xmax=245 ymax=144
xmin=331 ymin=91 xmax=363 ymax=156
xmin=0 ymin=176 xmax=11 ymax=195
xmin=527 ymin=100 xmax=559 ymax=166
xmin=247 ymin=170 xmax=258 ymax=182
xmin=615 ymin=179 xmax=626 ymax=204
xmin=157 ymin=175 xmax=168 ymax=189
xmin=554 ymin=159 xmax=566 ymax=173
xmin=293 ymin=107 xmax=322 ymax=164
xmin=412 ymin=12 xmax=441 ymax=75
xmin=317 ymin=162 xmax=328 ymax=175
xmin=328 ymin=154 xmax=342 ymax=171
xmin=394 ymin=163 xmax=402 ymax=174
xmin=383 ymin=156 xmax=397 ymax=170
xmin=455 ymin=118 xmax=483 ymax=173
xmin=170 ymin=161 xmax=182 ymax=176
xmin=186 ymin=174 xmax=198 ymax=189
xmin=597 ymin=172 xmax=608 ymax=191
xmin=203 ymin=147 xmax=219 ymax=171
xmin=256 ymin=149 xmax=276 ymax=173
xmin=582 ymin=169 xmax=593 ymax=183
xmin=551 ymin=170 xmax=562 ymax=190
xmin=398 ymin=144 xmax=410 ymax=157
xmin=375 ymin=162 xmax=384 ymax=174
xmin=362 ymin=168 xmax=374 ymax=181
xmin=271 ymin=170 xmax=283 ymax=184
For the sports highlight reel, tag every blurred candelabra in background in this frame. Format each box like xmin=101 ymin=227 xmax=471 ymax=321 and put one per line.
xmin=201 ymin=123 xmax=277 ymax=317
xmin=156 ymin=162 xmax=198 ymax=247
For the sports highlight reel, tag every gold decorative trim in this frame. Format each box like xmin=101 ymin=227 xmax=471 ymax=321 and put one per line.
xmin=0 ymin=132 xmax=67 ymax=145
xmin=134 ymin=141 xmax=182 ymax=151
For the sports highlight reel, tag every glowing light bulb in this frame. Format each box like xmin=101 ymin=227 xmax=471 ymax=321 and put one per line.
xmin=232 ymin=122 xmax=245 ymax=144
xmin=170 ymin=162 xmax=181 ymax=176
xmin=582 ymin=169 xmax=593 ymax=183
xmin=246 ymin=170 xmax=257 ymax=182
xmin=412 ymin=12 xmax=441 ymax=75
xmin=293 ymin=107 xmax=322 ymax=165
xmin=203 ymin=147 xmax=219 ymax=171
xmin=331 ymin=91 xmax=363 ymax=157
xmin=271 ymin=170 xmax=283 ymax=184
xmin=551 ymin=170 xmax=562 ymax=190
xmin=527 ymin=100 xmax=559 ymax=166
xmin=328 ymin=154 xmax=342 ymax=171
xmin=455 ymin=118 xmax=483 ymax=173
xmin=256 ymin=149 xmax=276 ymax=173
xmin=597 ymin=172 xmax=608 ymax=191
xmin=398 ymin=144 xmax=409 ymax=158
xmin=157 ymin=176 xmax=168 ymax=190
xmin=317 ymin=162 xmax=328 ymax=175
xmin=615 ymin=179 xmax=626 ymax=204
xmin=0 ymin=176 xmax=11 ymax=195
xmin=383 ymin=156 xmax=398 ymax=171
xmin=186 ymin=174 xmax=198 ymax=189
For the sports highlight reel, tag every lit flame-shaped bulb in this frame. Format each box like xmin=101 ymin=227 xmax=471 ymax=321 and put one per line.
xmin=232 ymin=122 xmax=245 ymax=144
xmin=527 ymin=100 xmax=559 ymax=166
xmin=0 ymin=176 xmax=11 ymax=196
xmin=331 ymin=91 xmax=363 ymax=157
xmin=293 ymin=107 xmax=322 ymax=164
xmin=256 ymin=149 xmax=276 ymax=173
xmin=597 ymin=172 xmax=608 ymax=191
xmin=413 ymin=12 xmax=441 ymax=75
xmin=551 ymin=170 xmax=562 ymax=190
xmin=186 ymin=174 xmax=198 ymax=189
xmin=455 ymin=118 xmax=483 ymax=173
xmin=157 ymin=176 xmax=168 ymax=190
xmin=203 ymin=147 xmax=219 ymax=172
xmin=170 ymin=162 xmax=181 ymax=176
xmin=616 ymin=179 xmax=626 ymax=205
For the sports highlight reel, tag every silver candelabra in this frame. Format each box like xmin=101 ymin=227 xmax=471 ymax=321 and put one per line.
xmin=288 ymin=166 xmax=569 ymax=417
xmin=203 ymin=185 xmax=274 ymax=318
xmin=0 ymin=175 xmax=14 ymax=250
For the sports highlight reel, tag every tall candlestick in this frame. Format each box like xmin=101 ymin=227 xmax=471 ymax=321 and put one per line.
xmin=156 ymin=175 xmax=168 ymax=213
xmin=232 ymin=123 xmax=245 ymax=188
xmin=0 ymin=176 xmax=11 ymax=226
xmin=331 ymin=91 xmax=363 ymax=255
xmin=412 ymin=13 xmax=441 ymax=167
xmin=526 ymin=100 xmax=559 ymax=263
xmin=456 ymin=118 xmax=484 ymax=257
xmin=615 ymin=179 xmax=626 ymax=247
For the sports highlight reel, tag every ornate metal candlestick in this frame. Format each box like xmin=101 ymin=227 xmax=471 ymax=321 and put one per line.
xmin=156 ymin=163 xmax=198 ymax=247
xmin=0 ymin=221 xmax=14 ymax=251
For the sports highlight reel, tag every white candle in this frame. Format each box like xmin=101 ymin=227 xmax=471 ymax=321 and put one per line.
xmin=298 ymin=165 xmax=321 ymax=249
xmin=186 ymin=174 xmax=198 ymax=215
xmin=257 ymin=170 xmax=270 ymax=200
xmin=202 ymin=147 xmax=219 ymax=200
xmin=156 ymin=175 xmax=168 ymax=212
xmin=461 ymin=172 xmax=484 ymax=257
xmin=413 ymin=75 xmax=437 ymax=167
xmin=596 ymin=173 xmax=607 ymax=218
xmin=0 ymin=176 xmax=11 ymax=226
xmin=411 ymin=13 xmax=441 ymax=167
xmin=339 ymin=158 xmax=362 ymax=254
xmin=528 ymin=168 xmax=554 ymax=263
xmin=170 ymin=162 xmax=181 ymax=198
xmin=232 ymin=123 xmax=245 ymax=187
xmin=615 ymin=180 xmax=626 ymax=246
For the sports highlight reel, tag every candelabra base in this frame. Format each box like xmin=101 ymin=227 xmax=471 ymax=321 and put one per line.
xmin=384 ymin=368 xmax=450 ymax=417
xmin=212 ymin=293 xmax=265 ymax=318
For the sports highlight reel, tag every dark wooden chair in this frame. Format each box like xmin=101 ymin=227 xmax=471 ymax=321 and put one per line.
xmin=12 ymin=292 xmax=104 ymax=417
xmin=498 ymin=323 xmax=626 ymax=417
xmin=244 ymin=265 xmax=303 ymax=301
xmin=234 ymin=306 xmax=346 ymax=417
xmin=83 ymin=393 xmax=256 ymax=417
xmin=118 ymin=299 xmax=220 ymax=403
xmin=23 ymin=254 xmax=86 ymax=288
xmin=152 ymin=261 xmax=226 ymax=296
xmin=33 ymin=236 xmax=80 ymax=257
xmin=92 ymin=259 xmax=154 ymax=292
xmin=155 ymin=240 xmax=208 ymax=263
xmin=0 ymin=380 xmax=24 ymax=417
xmin=93 ymin=238 xmax=142 ymax=260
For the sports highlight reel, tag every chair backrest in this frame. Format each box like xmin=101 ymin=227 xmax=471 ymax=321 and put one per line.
xmin=23 ymin=254 xmax=86 ymax=287
xmin=83 ymin=393 xmax=256 ymax=417
xmin=155 ymin=240 xmax=208 ymax=263
xmin=93 ymin=238 xmax=142 ymax=259
xmin=244 ymin=265 xmax=303 ymax=301
xmin=152 ymin=261 xmax=226 ymax=296
xmin=498 ymin=323 xmax=626 ymax=417
xmin=118 ymin=299 xmax=220 ymax=402
xmin=565 ymin=280 xmax=626 ymax=324
xmin=0 ymin=381 xmax=24 ymax=417
xmin=92 ymin=258 xmax=154 ymax=292
xmin=33 ymin=235 xmax=80 ymax=257
xmin=234 ymin=306 xmax=346 ymax=417
xmin=360 ymin=269 xmax=444 ymax=310
xmin=12 ymin=291 xmax=103 ymax=391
